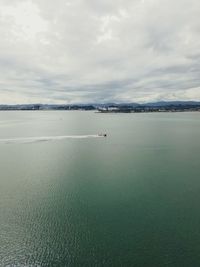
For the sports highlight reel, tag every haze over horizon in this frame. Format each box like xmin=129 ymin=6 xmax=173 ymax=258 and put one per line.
xmin=0 ymin=0 xmax=200 ymax=104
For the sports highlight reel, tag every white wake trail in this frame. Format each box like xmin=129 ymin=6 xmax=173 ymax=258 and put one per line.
xmin=0 ymin=134 xmax=103 ymax=144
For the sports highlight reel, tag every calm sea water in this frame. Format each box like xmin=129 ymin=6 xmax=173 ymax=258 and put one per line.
xmin=0 ymin=111 xmax=200 ymax=267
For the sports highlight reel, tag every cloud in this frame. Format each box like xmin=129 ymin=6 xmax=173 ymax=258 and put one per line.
xmin=0 ymin=0 xmax=200 ymax=104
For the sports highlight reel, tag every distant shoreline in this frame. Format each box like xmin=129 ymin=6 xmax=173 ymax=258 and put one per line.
xmin=0 ymin=109 xmax=200 ymax=113
xmin=0 ymin=102 xmax=200 ymax=113
xmin=97 ymin=110 xmax=200 ymax=113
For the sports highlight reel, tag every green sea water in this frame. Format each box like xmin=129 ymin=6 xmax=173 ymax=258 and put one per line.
xmin=0 ymin=111 xmax=200 ymax=267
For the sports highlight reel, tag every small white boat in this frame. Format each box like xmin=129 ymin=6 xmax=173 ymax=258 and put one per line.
xmin=98 ymin=133 xmax=107 ymax=137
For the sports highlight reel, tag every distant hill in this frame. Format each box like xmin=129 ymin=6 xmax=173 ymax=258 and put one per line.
xmin=144 ymin=101 xmax=200 ymax=107
xmin=0 ymin=101 xmax=200 ymax=112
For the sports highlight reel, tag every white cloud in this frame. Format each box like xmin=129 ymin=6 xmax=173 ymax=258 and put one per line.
xmin=0 ymin=0 xmax=200 ymax=104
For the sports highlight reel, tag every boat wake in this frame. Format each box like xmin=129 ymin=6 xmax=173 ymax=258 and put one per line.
xmin=0 ymin=134 xmax=103 ymax=144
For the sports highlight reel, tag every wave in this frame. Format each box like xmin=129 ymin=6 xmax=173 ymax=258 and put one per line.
xmin=0 ymin=134 xmax=103 ymax=144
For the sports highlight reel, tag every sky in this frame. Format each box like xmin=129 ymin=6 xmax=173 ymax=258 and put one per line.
xmin=0 ymin=0 xmax=200 ymax=104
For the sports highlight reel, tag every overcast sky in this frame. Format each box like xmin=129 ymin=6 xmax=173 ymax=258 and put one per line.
xmin=0 ymin=0 xmax=200 ymax=104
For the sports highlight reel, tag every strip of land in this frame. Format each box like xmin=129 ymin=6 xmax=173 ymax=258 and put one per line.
xmin=0 ymin=101 xmax=200 ymax=112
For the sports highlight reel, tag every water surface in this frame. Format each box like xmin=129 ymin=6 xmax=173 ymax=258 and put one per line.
xmin=0 ymin=111 xmax=200 ymax=266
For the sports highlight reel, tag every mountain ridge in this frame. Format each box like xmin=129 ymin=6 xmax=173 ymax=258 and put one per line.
xmin=0 ymin=101 xmax=200 ymax=111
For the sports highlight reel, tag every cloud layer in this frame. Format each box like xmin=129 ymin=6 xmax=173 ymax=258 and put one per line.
xmin=0 ymin=0 xmax=200 ymax=104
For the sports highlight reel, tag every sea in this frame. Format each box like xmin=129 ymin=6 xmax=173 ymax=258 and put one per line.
xmin=0 ymin=111 xmax=200 ymax=267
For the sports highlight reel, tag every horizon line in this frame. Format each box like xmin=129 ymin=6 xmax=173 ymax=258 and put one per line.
xmin=1 ymin=100 xmax=200 ymax=106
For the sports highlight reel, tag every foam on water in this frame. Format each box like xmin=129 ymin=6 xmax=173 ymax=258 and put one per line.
xmin=0 ymin=134 xmax=103 ymax=144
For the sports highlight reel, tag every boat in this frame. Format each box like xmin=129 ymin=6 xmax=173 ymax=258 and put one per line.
xmin=98 ymin=133 xmax=107 ymax=137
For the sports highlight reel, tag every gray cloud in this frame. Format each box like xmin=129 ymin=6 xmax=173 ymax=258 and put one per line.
xmin=0 ymin=0 xmax=200 ymax=104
